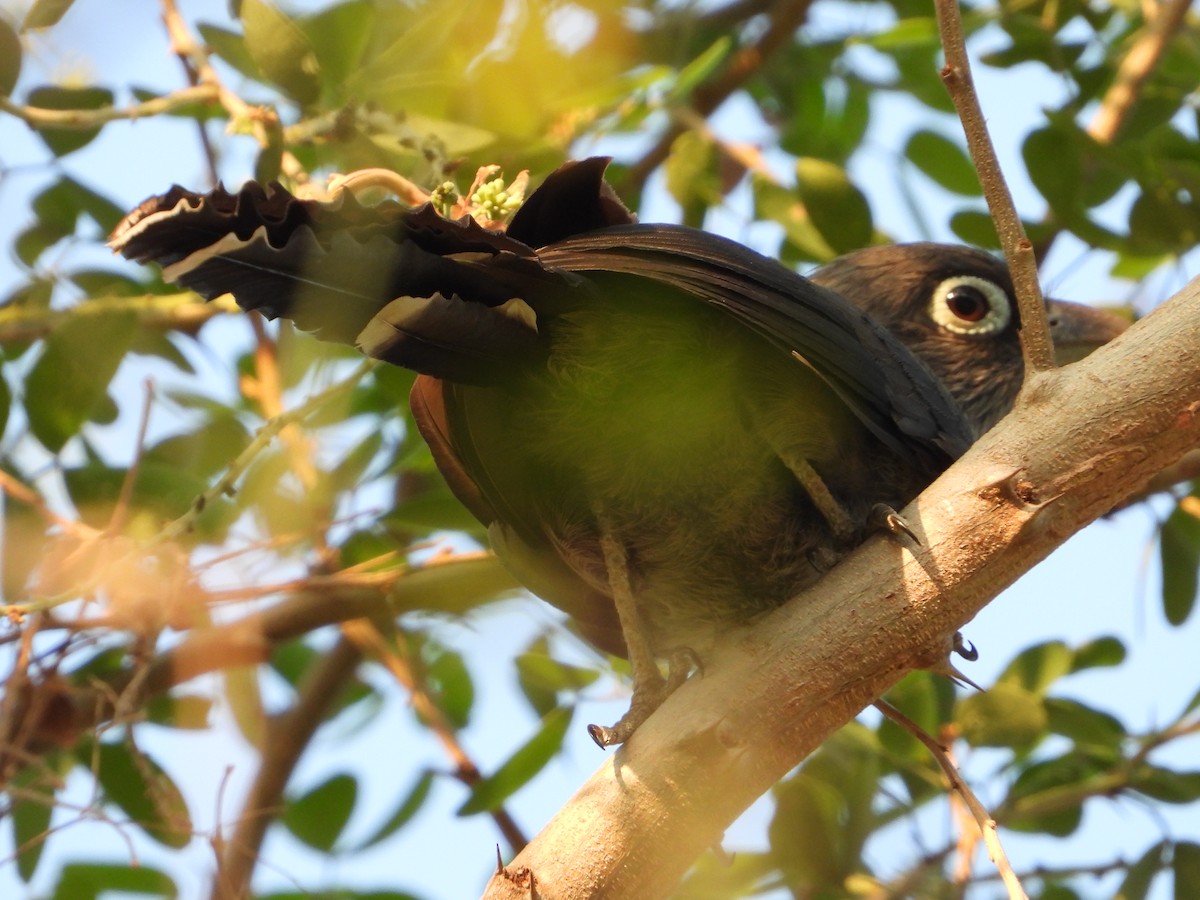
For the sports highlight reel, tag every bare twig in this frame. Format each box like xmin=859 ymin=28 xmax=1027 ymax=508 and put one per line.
xmin=876 ymin=702 xmax=1028 ymax=900
xmin=934 ymin=0 xmax=1055 ymax=375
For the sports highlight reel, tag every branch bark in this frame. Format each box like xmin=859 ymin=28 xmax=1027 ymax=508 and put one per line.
xmin=481 ymin=275 xmax=1200 ymax=899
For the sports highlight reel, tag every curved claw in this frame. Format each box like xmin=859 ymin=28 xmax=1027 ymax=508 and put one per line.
xmin=587 ymin=649 xmax=701 ymax=749
xmin=869 ymin=503 xmax=921 ymax=546
xmin=953 ymin=631 xmax=979 ymax=661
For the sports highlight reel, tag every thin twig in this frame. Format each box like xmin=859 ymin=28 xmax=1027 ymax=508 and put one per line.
xmin=107 ymin=379 xmax=156 ymax=536
xmin=934 ymin=0 xmax=1055 ymax=374
xmin=0 ymin=86 xmax=218 ymax=130
xmin=875 ymin=701 xmax=1028 ymax=900
xmin=0 ymin=293 xmax=238 ymax=345
xmin=341 ymin=619 xmax=529 ymax=854
xmin=619 ymin=0 xmax=816 ymax=195
xmin=212 ymin=635 xmax=363 ymax=900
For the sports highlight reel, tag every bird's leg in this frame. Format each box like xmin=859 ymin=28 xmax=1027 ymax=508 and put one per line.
xmin=587 ymin=510 xmax=680 ymax=748
xmin=773 ymin=451 xmax=858 ymax=544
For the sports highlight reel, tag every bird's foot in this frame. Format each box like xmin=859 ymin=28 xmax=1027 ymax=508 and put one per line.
xmin=588 ymin=648 xmax=698 ymax=748
xmin=868 ymin=503 xmax=921 ymax=546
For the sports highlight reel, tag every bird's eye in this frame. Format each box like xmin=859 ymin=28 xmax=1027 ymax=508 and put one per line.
xmin=929 ymin=275 xmax=1012 ymax=336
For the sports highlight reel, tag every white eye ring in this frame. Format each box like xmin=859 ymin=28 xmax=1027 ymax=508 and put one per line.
xmin=929 ymin=275 xmax=1012 ymax=335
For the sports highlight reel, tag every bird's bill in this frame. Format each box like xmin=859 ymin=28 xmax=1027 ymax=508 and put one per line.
xmin=1045 ymin=299 xmax=1131 ymax=365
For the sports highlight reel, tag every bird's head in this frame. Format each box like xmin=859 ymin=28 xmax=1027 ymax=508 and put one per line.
xmin=811 ymin=243 xmax=1129 ymax=437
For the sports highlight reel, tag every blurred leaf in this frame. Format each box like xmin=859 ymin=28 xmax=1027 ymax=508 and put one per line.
xmin=24 ymin=85 xmax=113 ymax=155
xmin=956 ymin=683 xmax=1047 ymax=748
xmin=516 ymin=642 xmax=600 ymax=717
xmin=424 ymin=642 xmax=474 ymax=729
xmin=21 ymin=0 xmax=75 ymax=29
xmin=998 ymin=640 xmax=1072 ymax=695
xmin=11 ymin=765 xmax=54 ymax=881
xmin=1117 ymin=840 xmax=1169 ymax=900
xmin=860 ymin=17 xmax=939 ymax=50
xmin=225 ymin=666 xmax=265 ymax=748
xmin=299 ymin=0 xmax=375 ymax=97
xmin=1043 ymin=697 xmax=1125 ymax=747
xmin=282 ymin=773 xmax=358 ymax=852
xmin=1069 ymin=635 xmax=1126 ymax=672
xmin=49 ymin=863 xmax=177 ymax=900
xmin=144 ymin=694 xmax=213 ymax=730
xmin=665 ymin=130 xmax=719 ymax=226
xmin=76 ymin=739 xmax=192 ymax=848
xmin=241 ymin=0 xmax=320 ymax=105
xmin=1129 ymin=766 xmax=1200 ymax=804
xmin=0 ymin=368 xmax=10 ymax=442
xmin=458 ymin=706 xmax=572 ymax=815
xmin=1160 ymin=501 xmax=1200 ymax=625
xmin=144 ymin=415 xmax=252 ymax=481
xmin=905 ymin=130 xmax=980 ymax=196
xmin=1007 ymin=751 xmax=1114 ymax=835
xmin=0 ymin=18 xmax=21 ymax=95
xmin=1177 ymin=842 xmax=1200 ymax=899
xmin=949 ymin=209 xmax=1001 ymax=248
xmin=196 ymin=23 xmax=261 ymax=84
xmin=794 ymin=157 xmax=873 ymax=256
xmin=26 ymin=310 xmax=137 ymax=452
xmin=383 ymin=485 xmax=485 ymax=538
xmin=668 ymin=35 xmax=733 ymax=101
xmin=355 ymin=769 xmax=434 ymax=851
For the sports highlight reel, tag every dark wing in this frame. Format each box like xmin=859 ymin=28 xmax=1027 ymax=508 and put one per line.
xmin=537 ymin=225 xmax=974 ymax=463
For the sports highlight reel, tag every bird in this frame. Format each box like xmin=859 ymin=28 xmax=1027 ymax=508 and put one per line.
xmin=110 ymin=157 xmax=1127 ymax=745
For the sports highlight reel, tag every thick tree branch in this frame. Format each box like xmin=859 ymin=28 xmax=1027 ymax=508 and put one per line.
xmin=481 ymin=276 xmax=1200 ymax=899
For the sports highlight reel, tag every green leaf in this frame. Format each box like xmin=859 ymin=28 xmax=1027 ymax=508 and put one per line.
xmin=955 ymin=683 xmax=1047 ymax=748
xmin=1161 ymin=502 xmax=1200 ymax=625
xmin=669 ymin=35 xmax=733 ymax=101
xmin=794 ymin=157 xmax=873 ymax=256
xmin=905 ymin=130 xmax=980 ymax=196
xmin=196 ymin=23 xmax=262 ymax=85
xmin=0 ymin=367 xmax=10 ymax=443
xmin=1129 ymin=766 xmax=1200 ymax=804
xmin=665 ymin=130 xmax=720 ymax=227
xmin=144 ymin=694 xmax=214 ymax=730
xmin=949 ymin=209 xmax=1001 ymax=248
xmin=354 ymin=769 xmax=434 ymax=851
xmin=458 ymin=706 xmax=572 ymax=815
xmin=50 ymin=864 xmax=177 ymax=900
xmin=76 ymin=739 xmax=193 ymax=848
xmin=1024 ymin=125 xmax=1083 ymax=213
xmin=1176 ymin=842 xmax=1200 ymax=900
xmin=424 ymin=643 xmax=474 ymax=729
xmin=282 ymin=773 xmax=358 ymax=852
xmin=1043 ymin=697 xmax=1125 ymax=748
xmin=998 ymin=640 xmax=1073 ymax=695
xmin=24 ymin=85 xmax=114 ymax=155
xmin=241 ymin=0 xmax=320 ymax=105
xmin=26 ymin=309 xmax=137 ymax=452
xmin=11 ymin=765 xmax=55 ymax=881
xmin=0 ymin=17 xmax=21 ymax=95
xmin=300 ymin=0 xmax=376 ymax=97
xmin=1069 ymin=635 xmax=1126 ymax=672
xmin=516 ymin=642 xmax=600 ymax=717
xmin=21 ymin=0 xmax=75 ymax=29
xmin=1117 ymin=840 xmax=1169 ymax=900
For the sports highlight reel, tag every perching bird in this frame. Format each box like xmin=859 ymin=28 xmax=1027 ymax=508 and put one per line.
xmin=111 ymin=158 xmax=1127 ymax=745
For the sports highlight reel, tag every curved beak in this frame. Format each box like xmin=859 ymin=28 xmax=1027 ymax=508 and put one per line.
xmin=1045 ymin=299 xmax=1131 ymax=365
